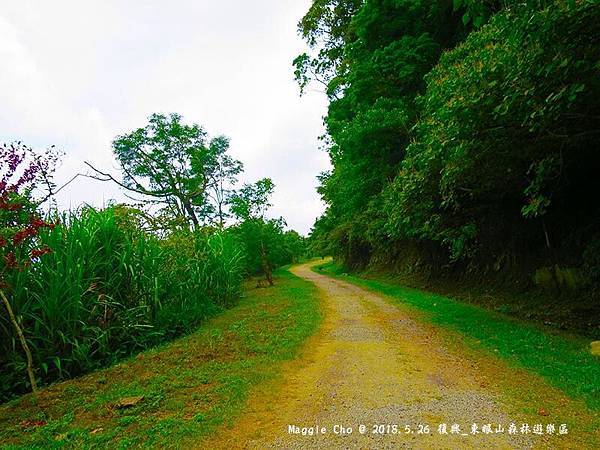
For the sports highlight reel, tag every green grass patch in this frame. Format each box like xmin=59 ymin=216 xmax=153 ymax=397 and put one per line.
xmin=315 ymin=260 xmax=600 ymax=411
xmin=0 ymin=267 xmax=321 ymax=449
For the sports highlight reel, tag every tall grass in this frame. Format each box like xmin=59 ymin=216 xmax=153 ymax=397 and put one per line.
xmin=0 ymin=207 xmax=244 ymax=402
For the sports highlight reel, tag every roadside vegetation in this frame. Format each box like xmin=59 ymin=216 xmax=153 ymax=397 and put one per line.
xmin=300 ymin=0 xmax=600 ymax=333
xmin=0 ymin=269 xmax=321 ymax=448
xmin=1 ymin=114 xmax=306 ymax=402
xmin=316 ymin=260 xmax=600 ymax=411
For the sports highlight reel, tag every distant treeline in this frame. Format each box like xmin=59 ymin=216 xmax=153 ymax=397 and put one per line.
xmin=300 ymin=0 xmax=599 ymax=297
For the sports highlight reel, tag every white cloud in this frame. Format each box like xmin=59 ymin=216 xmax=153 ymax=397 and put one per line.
xmin=0 ymin=0 xmax=329 ymax=234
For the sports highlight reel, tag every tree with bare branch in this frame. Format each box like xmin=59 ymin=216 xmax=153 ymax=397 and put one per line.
xmin=86 ymin=113 xmax=242 ymax=230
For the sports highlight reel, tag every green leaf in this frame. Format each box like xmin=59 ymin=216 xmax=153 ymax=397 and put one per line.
xmin=462 ymin=12 xmax=470 ymax=26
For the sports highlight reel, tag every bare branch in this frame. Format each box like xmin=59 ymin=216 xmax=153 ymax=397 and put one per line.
xmin=84 ymin=162 xmax=171 ymax=198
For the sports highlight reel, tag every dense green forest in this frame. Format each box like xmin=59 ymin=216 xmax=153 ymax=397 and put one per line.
xmin=299 ymin=0 xmax=600 ymax=331
xmin=0 ymin=114 xmax=305 ymax=401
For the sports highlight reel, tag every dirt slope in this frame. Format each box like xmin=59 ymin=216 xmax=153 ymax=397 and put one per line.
xmin=200 ymin=261 xmax=598 ymax=449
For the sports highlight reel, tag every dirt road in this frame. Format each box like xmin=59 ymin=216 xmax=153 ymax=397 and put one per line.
xmin=201 ymin=261 xmax=595 ymax=449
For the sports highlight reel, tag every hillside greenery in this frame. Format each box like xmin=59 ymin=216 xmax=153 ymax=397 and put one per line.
xmin=300 ymin=0 xmax=600 ymax=331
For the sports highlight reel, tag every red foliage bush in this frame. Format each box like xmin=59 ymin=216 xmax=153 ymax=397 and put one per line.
xmin=0 ymin=143 xmax=58 ymax=283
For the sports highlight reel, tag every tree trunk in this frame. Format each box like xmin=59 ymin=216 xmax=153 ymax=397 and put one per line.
xmin=182 ymin=200 xmax=200 ymax=229
xmin=0 ymin=289 xmax=38 ymax=393
xmin=260 ymin=242 xmax=274 ymax=286
xmin=542 ymin=220 xmax=562 ymax=294
xmin=217 ymin=202 xmax=224 ymax=229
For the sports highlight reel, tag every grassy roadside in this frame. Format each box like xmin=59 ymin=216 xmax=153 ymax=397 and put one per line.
xmin=315 ymin=260 xmax=600 ymax=411
xmin=0 ymin=267 xmax=321 ymax=449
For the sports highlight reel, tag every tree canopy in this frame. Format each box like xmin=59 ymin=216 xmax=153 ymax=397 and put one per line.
xmin=89 ymin=113 xmax=243 ymax=230
xmin=229 ymin=178 xmax=303 ymax=285
xmin=301 ymin=0 xmax=600 ymax=284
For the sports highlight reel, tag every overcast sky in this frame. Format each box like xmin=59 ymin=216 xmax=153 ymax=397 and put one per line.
xmin=0 ymin=1 xmax=329 ymax=235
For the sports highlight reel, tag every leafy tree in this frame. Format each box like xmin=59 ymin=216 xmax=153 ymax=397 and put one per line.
xmin=283 ymin=230 xmax=306 ymax=263
xmin=384 ymin=0 xmax=600 ymax=261
xmin=201 ymin=136 xmax=243 ymax=228
xmin=298 ymin=0 xmax=467 ymax=266
xmin=293 ymin=0 xmax=362 ymax=96
xmin=88 ymin=113 xmax=242 ymax=230
xmin=229 ymin=178 xmax=274 ymax=221
xmin=229 ymin=178 xmax=278 ymax=285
